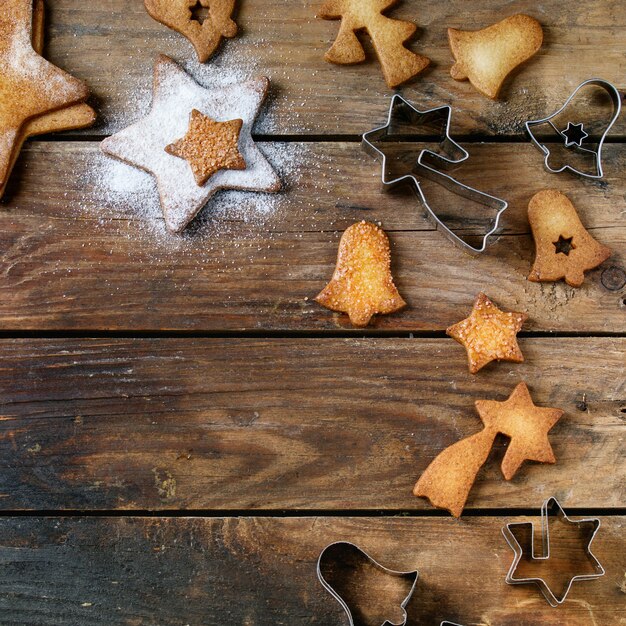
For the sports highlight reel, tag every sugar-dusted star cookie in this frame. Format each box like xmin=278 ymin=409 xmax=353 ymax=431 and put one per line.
xmin=0 ymin=0 xmax=93 ymax=195
xmin=165 ymin=110 xmax=246 ymax=186
xmin=447 ymin=293 xmax=527 ymax=374
xmin=414 ymin=382 xmax=564 ymax=517
xmin=316 ymin=221 xmax=406 ymax=327
xmin=144 ymin=0 xmax=238 ymax=63
xmin=101 ymin=56 xmax=281 ymax=233
xmin=528 ymin=190 xmax=611 ymax=288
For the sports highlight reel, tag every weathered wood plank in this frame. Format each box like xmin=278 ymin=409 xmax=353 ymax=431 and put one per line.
xmin=0 ymin=515 xmax=623 ymax=625
xmin=45 ymin=0 xmax=626 ymax=136
xmin=1 ymin=142 xmax=624 ymax=332
xmin=0 ymin=338 xmax=623 ymax=511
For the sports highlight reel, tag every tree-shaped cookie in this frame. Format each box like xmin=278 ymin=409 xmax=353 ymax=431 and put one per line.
xmin=316 ymin=221 xmax=406 ymax=327
xmin=144 ymin=0 xmax=237 ymax=63
xmin=318 ymin=0 xmax=430 ymax=88
xmin=414 ymin=383 xmax=563 ymax=517
xmin=528 ymin=190 xmax=611 ymax=287
xmin=448 ymin=14 xmax=543 ymax=99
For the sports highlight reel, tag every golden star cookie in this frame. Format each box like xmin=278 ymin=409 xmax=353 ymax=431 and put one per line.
xmin=316 ymin=221 xmax=406 ymax=327
xmin=165 ymin=110 xmax=246 ymax=186
xmin=144 ymin=0 xmax=237 ymax=63
xmin=318 ymin=0 xmax=430 ymax=88
xmin=414 ymin=382 xmax=563 ymax=517
xmin=528 ymin=190 xmax=611 ymax=288
xmin=447 ymin=293 xmax=527 ymax=374
xmin=448 ymin=14 xmax=543 ymax=99
xmin=101 ymin=56 xmax=280 ymax=234
xmin=0 ymin=0 xmax=93 ymax=195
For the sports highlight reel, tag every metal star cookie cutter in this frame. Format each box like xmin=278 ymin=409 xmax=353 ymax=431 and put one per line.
xmin=362 ymin=94 xmax=508 ymax=255
xmin=317 ymin=541 xmax=463 ymax=626
xmin=525 ymin=78 xmax=622 ymax=179
xmin=502 ymin=497 xmax=605 ymax=607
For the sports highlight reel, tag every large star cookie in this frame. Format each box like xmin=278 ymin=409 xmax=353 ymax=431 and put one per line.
xmin=101 ymin=56 xmax=281 ymax=233
xmin=447 ymin=293 xmax=527 ymax=374
xmin=0 ymin=0 xmax=93 ymax=194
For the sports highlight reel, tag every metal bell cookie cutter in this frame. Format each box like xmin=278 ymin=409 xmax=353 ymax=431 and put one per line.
xmin=317 ymin=541 xmax=464 ymax=626
xmin=526 ymin=78 xmax=622 ymax=179
xmin=362 ymin=94 xmax=508 ymax=255
xmin=502 ymin=497 xmax=605 ymax=607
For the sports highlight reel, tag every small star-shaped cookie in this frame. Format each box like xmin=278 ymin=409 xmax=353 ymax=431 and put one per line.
xmin=165 ymin=110 xmax=246 ymax=186
xmin=0 ymin=0 xmax=91 ymax=192
xmin=101 ymin=56 xmax=281 ymax=233
xmin=476 ymin=382 xmax=563 ymax=479
xmin=447 ymin=293 xmax=528 ymax=374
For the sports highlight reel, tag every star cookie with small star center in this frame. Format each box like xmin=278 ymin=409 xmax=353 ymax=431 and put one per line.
xmin=447 ymin=293 xmax=528 ymax=374
xmin=101 ymin=56 xmax=281 ymax=233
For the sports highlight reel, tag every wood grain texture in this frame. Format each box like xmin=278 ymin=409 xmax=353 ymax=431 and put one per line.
xmin=1 ymin=142 xmax=624 ymax=332
xmin=0 ymin=515 xmax=623 ymax=625
xmin=42 ymin=0 xmax=626 ymax=137
xmin=0 ymin=338 xmax=623 ymax=511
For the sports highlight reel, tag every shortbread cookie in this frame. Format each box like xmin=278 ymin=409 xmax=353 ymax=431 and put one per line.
xmin=528 ymin=190 xmax=611 ymax=287
xmin=316 ymin=221 xmax=406 ymax=327
xmin=448 ymin=14 xmax=543 ymax=99
xmin=144 ymin=0 xmax=237 ymax=63
xmin=318 ymin=0 xmax=429 ymax=88
xmin=0 ymin=0 xmax=93 ymax=194
xmin=447 ymin=293 xmax=527 ymax=374
xmin=414 ymin=382 xmax=563 ymax=517
xmin=0 ymin=0 xmax=96 ymax=198
xmin=101 ymin=56 xmax=280 ymax=233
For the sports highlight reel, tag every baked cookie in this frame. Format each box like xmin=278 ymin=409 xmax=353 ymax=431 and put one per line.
xmin=528 ymin=190 xmax=611 ymax=288
xmin=144 ymin=0 xmax=237 ymax=63
xmin=447 ymin=293 xmax=527 ymax=374
xmin=414 ymin=382 xmax=563 ymax=517
xmin=101 ymin=56 xmax=280 ymax=233
xmin=448 ymin=14 xmax=543 ymax=99
xmin=0 ymin=0 xmax=94 ymax=196
xmin=316 ymin=221 xmax=406 ymax=327
xmin=318 ymin=0 xmax=429 ymax=88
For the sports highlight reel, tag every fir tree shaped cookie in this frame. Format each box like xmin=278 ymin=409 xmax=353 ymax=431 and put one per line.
xmin=318 ymin=0 xmax=429 ymax=88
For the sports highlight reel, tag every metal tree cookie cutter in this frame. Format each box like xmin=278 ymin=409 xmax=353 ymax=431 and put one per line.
xmin=502 ymin=497 xmax=605 ymax=607
xmin=526 ymin=78 xmax=622 ymax=179
xmin=362 ymin=94 xmax=508 ymax=255
xmin=317 ymin=541 xmax=463 ymax=626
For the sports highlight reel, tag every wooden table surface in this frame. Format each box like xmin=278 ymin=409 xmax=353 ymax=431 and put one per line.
xmin=0 ymin=1 xmax=624 ymax=624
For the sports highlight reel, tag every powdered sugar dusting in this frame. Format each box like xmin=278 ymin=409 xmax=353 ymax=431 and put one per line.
xmin=77 ymin=141 xmax=310 ymax=264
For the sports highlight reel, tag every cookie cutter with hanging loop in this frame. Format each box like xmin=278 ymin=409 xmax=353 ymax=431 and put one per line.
xmin=317 ymin=541 xmax=464 ymax=626
xmin=525 ymin=78 xmax=622 ymax=179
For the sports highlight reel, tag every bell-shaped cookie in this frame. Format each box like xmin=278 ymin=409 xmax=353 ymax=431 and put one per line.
xmin=528 ymin=190 xmax=611 ymax=287
xmin=448 ymin=14 xmax=543 ymax=99
xmin=316 ymin=221 xmax=406 ymax=327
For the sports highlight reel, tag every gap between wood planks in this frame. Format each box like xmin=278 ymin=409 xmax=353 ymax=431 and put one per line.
xmin=0 ymin=507 xmax=623 ymax=518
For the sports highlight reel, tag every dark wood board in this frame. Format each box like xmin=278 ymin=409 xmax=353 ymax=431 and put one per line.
xmin=0 ymin=515 xmax=623 ymax=625
xmin=43 ymin=0 xmax=626 ymax=137
xmin=0 ymin=338 xmax=622 ymax=511
xmin=1 ymin=142 xmax=624 ymax=332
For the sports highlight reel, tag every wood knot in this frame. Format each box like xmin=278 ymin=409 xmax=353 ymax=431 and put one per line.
xmin=601 ymin=266 xmax=626 ymax=291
